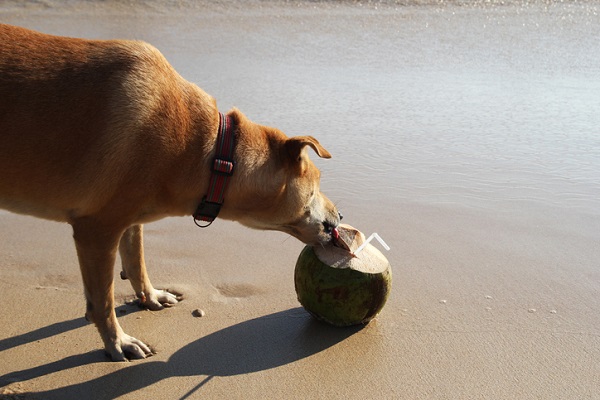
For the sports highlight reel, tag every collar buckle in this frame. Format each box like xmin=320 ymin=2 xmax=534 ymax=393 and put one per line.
xmin=212 ymin=158 xmax=234 ymax=177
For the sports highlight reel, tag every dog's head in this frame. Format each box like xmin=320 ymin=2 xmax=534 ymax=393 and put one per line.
xmin=223 ymin=111 xmax=341 ymax=246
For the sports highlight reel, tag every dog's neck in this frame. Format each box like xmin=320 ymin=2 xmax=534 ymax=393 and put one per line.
xmin=193 ymin=112 xmax=236 ymax=227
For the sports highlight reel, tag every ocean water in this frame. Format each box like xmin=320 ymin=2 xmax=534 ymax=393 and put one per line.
xmin=2 ymin=0 xmax=599 ymax=222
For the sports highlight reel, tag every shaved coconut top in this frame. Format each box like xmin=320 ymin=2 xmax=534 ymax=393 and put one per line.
xmin=314 ymin=225 xmax=390 ymax=274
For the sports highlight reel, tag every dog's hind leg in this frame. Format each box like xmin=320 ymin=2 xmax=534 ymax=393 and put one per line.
xmin=72 ymin=218 xmax=152 ymax=361
xmin=119 ymin=224 xmax=181 ymax=310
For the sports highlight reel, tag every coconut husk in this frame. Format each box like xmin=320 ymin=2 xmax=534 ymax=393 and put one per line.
xmin=318 ymin=224 xmax=389 ymax=274
xmin=332 ymin=223 xmax=362 ymax=252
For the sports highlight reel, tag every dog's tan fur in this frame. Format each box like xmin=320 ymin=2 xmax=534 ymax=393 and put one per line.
xmin=0 ymin=24 xmax=340 ymax=361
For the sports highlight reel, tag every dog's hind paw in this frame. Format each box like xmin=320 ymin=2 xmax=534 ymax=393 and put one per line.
xmin=138 ymin=288 xmax=182 ymax=311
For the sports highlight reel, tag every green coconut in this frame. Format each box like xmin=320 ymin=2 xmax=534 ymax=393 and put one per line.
xmin=294 ymin=225 xmax=392 ymax=327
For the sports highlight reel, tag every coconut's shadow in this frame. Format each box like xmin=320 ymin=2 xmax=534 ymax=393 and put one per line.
xmin=29 ymin=308 xmax=362 ymax=399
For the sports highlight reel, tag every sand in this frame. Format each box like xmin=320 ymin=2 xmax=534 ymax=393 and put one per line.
xmin=1 ymin=1 xmax=600 ymax=399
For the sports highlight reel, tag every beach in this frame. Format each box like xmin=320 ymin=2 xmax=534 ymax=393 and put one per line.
xmin=1 ymin=1 xmax=600 ymax=398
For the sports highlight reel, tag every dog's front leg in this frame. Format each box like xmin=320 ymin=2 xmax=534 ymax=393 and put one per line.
xmin=72 ymin=219 xmax=152 ymax=361
xmin=119 ymin=224 xmax=181 ymax=310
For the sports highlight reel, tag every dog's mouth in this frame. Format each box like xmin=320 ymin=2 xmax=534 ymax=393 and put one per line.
xmin=316 ymin=211 xmax=344 ymax=246
xmin=281 ymin=225 xmax=332 ymax=246
xmin=326 ymin=223 xmax=352 ymax=251
xmin=280 ymin=212 xmax=342 ymax=246
xmin=323 ymin=221 xmax=339 ymax=242
xmin=331 ymin=226 xmax=340 ymax=240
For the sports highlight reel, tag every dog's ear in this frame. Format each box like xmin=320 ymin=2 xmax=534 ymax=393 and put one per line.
xmin=286 ymin=136 xmax=332 ymax=162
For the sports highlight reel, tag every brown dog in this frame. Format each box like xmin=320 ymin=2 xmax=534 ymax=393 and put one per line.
xmin=0 ymin=24 xmax=341 ymax=361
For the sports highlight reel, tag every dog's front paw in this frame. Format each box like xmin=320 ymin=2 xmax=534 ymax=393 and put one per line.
xmin=138 ymin=288 xmax=182 ymax=311
xmin=107 ymin=333 xmax=153 ymax=362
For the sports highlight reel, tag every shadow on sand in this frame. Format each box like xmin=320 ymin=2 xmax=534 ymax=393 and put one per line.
xmin=1 ymin=308 xmax=361 ymax=399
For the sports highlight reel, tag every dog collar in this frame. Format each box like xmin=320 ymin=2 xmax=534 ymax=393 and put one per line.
xmin=193 ymin=112 xmax=236 ymax=227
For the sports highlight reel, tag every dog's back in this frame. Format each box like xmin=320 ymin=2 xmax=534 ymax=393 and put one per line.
xmin=0 ymin=24 xmax=211 ymax=222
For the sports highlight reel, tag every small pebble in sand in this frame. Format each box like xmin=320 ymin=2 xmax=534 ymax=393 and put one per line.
xmin=439 ymin=299 xmax=447 ymax=304
xmin=192 ymin=309 xmax=206 ymax=318
xmin=550 ymin=309 xmax=557 ymax=314
xmin=528 ymin=308 xmax=537 ymax=313
xmin=485 ymin=295 xmax=493 ymax=300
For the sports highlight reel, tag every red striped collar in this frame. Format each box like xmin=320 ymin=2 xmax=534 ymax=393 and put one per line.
xmin=193 ymin=112 xmax=236 ymax=227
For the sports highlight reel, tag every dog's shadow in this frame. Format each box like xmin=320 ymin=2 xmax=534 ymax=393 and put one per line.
xmin=2 ymin=308 xmax=361 ymax=399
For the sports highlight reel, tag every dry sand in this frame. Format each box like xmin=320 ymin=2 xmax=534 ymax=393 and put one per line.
xmin=1 ymin=1 xmax=600 ymax=399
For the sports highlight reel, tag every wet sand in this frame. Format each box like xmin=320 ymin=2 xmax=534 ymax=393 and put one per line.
xmin=1 ymin=1 xmax=600 ymax=399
